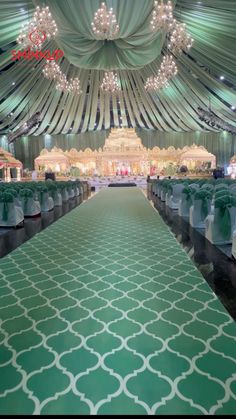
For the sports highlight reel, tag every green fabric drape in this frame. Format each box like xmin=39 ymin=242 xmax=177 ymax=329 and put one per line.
xmin=32 ymin=0 xmax=167 ymax=70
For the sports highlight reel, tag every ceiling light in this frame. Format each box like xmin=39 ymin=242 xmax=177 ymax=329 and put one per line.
xmin=150 ymin=0 xmax=174 ymax=33
xmin=101 ymin=71 xmax=121 ymax=93
xmin=91 ymin=2 xmax=119 ymax=40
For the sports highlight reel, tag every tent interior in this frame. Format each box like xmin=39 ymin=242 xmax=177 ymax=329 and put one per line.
xmin=1 ymin=1 xmax=236 ymax=416
xmin=0 ymin=0 xmax=236 ymax=172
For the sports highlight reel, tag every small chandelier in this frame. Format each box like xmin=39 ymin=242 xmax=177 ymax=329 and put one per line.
xmin=168 ymin=22 xmax=193 ymax=54
xmin=42 ymin=62 xmax=62 ymax=80
xmin=68 ymin=78 xmax=82 ymax=95
xmin=17 ymin=6 xmax=57 ymax=49
xmin=42 ymin=63 xmax=82 ymax=95
xmin=145 ymin=55 xmax=177 ymax=92
xmin=92 ymin=2 xmax=119 ymax=40
xmin=33 ymin=6 xmax=58 ymax=40
xmin=56 ymin=74 xmax=70 ymax=93
xmin=145 ymin=74 xmax=169 ymax=92
xmin=101 ymin=71 xmax=121 ymax=93
xmin=150 ymin=0 xmax=174 ymax=33
xmin=160 ymin=54 xmax=178 ymax=79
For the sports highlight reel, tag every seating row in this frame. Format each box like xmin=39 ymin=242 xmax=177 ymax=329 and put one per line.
xmin=149 ymin=178 xmax=236 ymax=260
xmin=0 ymin=180 xmax=91 ymax=227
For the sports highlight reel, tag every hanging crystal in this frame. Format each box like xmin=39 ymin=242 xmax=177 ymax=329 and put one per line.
xmin=101 ymin=71 xmax=121 ymax=93
xmin=168 ymin=22 xmax=193 ymax=54
xmin=150 ymin=0 xmax=174 ymax=33
xmin=91 ymin=2 xmax=119 ymax=40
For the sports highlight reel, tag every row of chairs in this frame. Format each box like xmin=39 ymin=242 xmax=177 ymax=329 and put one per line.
xmin=150 ymin=178 xmax=236 ymax=259
xmin=0 ymin=180 xmax=91 ymax=227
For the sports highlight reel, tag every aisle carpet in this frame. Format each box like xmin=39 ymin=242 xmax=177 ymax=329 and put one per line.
xmin=0 ymin=188 xmax=236 ymax=415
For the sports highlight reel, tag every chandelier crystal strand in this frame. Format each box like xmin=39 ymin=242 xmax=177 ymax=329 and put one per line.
xmin=168 ymin=21 xmax=193 ymax=54
xmin=150 ymin=0 xmax=174 ymax=33
xmin=101 ymin=71 xmax=121 ymax=93
xmin=92 ymin=2 xmax=119 ymax=40
xmin=17 ymin=6 xmax=58 ymax=49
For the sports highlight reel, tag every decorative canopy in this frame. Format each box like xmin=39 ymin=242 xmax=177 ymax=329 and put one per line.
xmin=0 ymin=0 xmax=236 ymax=135
xmin=179 ymin=144 xmax=216 ymax=166
xmin=0 ymin=148 xmax=22 ymax=168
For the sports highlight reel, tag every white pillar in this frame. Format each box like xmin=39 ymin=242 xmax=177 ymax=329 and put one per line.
xmin=6 ymin=167 xmax=11 ymax=182
xmin=16 ymin=167 xmax=21 ymax=181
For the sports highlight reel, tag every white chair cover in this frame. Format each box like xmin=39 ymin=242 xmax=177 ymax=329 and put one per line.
xmin=0 ymin=202 xmax=24 ymax=227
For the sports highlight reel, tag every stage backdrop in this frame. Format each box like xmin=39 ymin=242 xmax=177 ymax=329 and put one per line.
xmin=0 ymin=130 xmax=236 ymax=170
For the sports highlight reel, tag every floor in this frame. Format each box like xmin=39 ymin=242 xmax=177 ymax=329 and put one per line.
xmin=0 ymin=187 xmax=236 ymax=415
xmin=0 ymin=195 xmax=83 ymax=259
xmin=149 ymin=191 xmax=236 ymax=321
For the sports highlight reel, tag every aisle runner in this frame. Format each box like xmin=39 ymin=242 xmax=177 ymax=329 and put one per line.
xmin=0 ymin=188 xmax=236 ymax=414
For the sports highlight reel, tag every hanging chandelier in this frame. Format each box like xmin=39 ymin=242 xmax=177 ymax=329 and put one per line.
xmin=150 ymin=0 xmax=174 ymax=33
xmin=68 ymin=78 xmax=82 ymax=95
xmin=168 ymin=22 xmax=193 ymax=55
xmin=17 ymin=6 xmax=57 ymax=49
xmin=56 ymin=74 xmax=70 ymax=93
xmin=42 ymin=62 xmax=62 ymax=80
xmin=145 ymin=54 xmax=177 ymax=92
xmin=42 ymin=62 xmax=82 ymax=95
xmin=101 ymin=71 xmax=121 ymax=93
xmin=159 ymin=54 xmax=178 ymax=78
xmin=91 ymin=2 xmax=119 ymax=40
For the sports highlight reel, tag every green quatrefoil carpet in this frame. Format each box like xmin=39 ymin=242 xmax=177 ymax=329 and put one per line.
xmin=0 ymin=187 xmax=236 ymax=415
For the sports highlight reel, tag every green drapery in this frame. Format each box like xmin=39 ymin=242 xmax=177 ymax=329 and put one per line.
xmin=1 ymin=130 xmax=235 ymax=170
xmin=32 ymin=0 xmax=167 ymax=70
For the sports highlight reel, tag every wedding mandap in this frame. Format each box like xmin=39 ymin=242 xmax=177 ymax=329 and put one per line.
xmin=34 ymin=128 xmax=216 ymax=177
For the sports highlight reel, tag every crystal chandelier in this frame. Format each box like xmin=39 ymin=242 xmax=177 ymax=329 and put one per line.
xmin=101 ymin=71 xmax=121 ymax=93
xmin=159 ymin=54 xmax=178 ymax=78
xmin=145 ymin=74 xmax=169 ymax=92
xmin=68 ymin=78 xmax=82 ymax=95
xmin=42 ymin=62 xmax=62 ymax=80
xmin=168 ymin=22 xmax=193 ymax=54
xmin=150 ymin=0 xmax=174 ymax=33
xmin=33 ymin=6 xmax=58 ymax=39
xmin=92 ymin=2 xmax=119 ymax=40
xmin=56 ymin=74 xmax=70 ymax=93
xmin=145 ymin=54 xmax=177 ymax=92
xmin=42 ymin=63 xmax=82 ymax=95
xmin=17 ymin=6 xmax=57 ymax=49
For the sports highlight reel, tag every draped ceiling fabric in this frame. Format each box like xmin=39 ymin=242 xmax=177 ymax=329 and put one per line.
xmin=0 ymin=0 xmax=236 ymax=139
